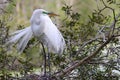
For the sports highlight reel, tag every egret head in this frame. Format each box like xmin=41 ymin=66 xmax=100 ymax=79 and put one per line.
xmin=32 ymin=9 xmax=59 ymax=17
xmin=30 ymin=9 xmax=59 ymax=25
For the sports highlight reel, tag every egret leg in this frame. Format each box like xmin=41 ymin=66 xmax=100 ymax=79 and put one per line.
xmin=48 ymin=51 xmax=51 ymax=78
xmin=41 ymin=43 xmax=46 ymax=76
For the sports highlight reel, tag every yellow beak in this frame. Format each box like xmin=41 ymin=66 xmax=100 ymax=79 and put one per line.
xmin=48 ymin=12 xmax=59 ymax=17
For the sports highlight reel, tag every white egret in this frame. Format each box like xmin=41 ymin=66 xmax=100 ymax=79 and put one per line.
xmin=7 ymin=9 xmax=66 ymax=76
xmin=7 ymin=9 xmax=65 ymax=54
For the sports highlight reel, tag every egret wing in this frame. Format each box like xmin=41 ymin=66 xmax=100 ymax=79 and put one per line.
xmin=43 ymin=22 xmax=65 ymax=54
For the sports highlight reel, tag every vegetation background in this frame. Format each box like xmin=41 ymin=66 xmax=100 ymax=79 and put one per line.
xmin=0 ymin=0 xmax=120 ymax=80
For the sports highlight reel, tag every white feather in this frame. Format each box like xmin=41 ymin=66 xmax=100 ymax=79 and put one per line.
xmin=7 ymin=27 xmax=33 ymax=53
xmin=43 ymin=18 xmax=65 ymax=54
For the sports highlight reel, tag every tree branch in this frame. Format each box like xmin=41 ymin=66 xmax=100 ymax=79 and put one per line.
xmin=56 ymin=35 xmax=114 ymax=77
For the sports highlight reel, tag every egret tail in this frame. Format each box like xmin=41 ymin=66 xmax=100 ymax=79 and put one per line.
xmin=7 ymin=27 xmax=33 ymax=53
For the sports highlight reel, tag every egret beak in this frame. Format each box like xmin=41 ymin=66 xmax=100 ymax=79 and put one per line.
xmin=48 ymin=12 xmax=59 ymax=17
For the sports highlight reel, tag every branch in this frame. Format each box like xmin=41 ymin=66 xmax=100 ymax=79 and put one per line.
xmin=76 ymin=37 xmax=98 ymax=54
xmin=56 ymin=35 xmax=114 ymax=77
xmin=88 ymin=61 xmax=120 ymax=72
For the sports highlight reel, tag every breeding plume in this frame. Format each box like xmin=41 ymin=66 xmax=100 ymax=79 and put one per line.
xmin=7 ymin=9 xmax=65 ymax=54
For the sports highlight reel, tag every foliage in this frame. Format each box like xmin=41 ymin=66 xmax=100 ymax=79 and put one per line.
xmin=56 ymin=0 xmax=120 ymax=80
xmin=0 ymin=0 xmax=120 ymax=80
